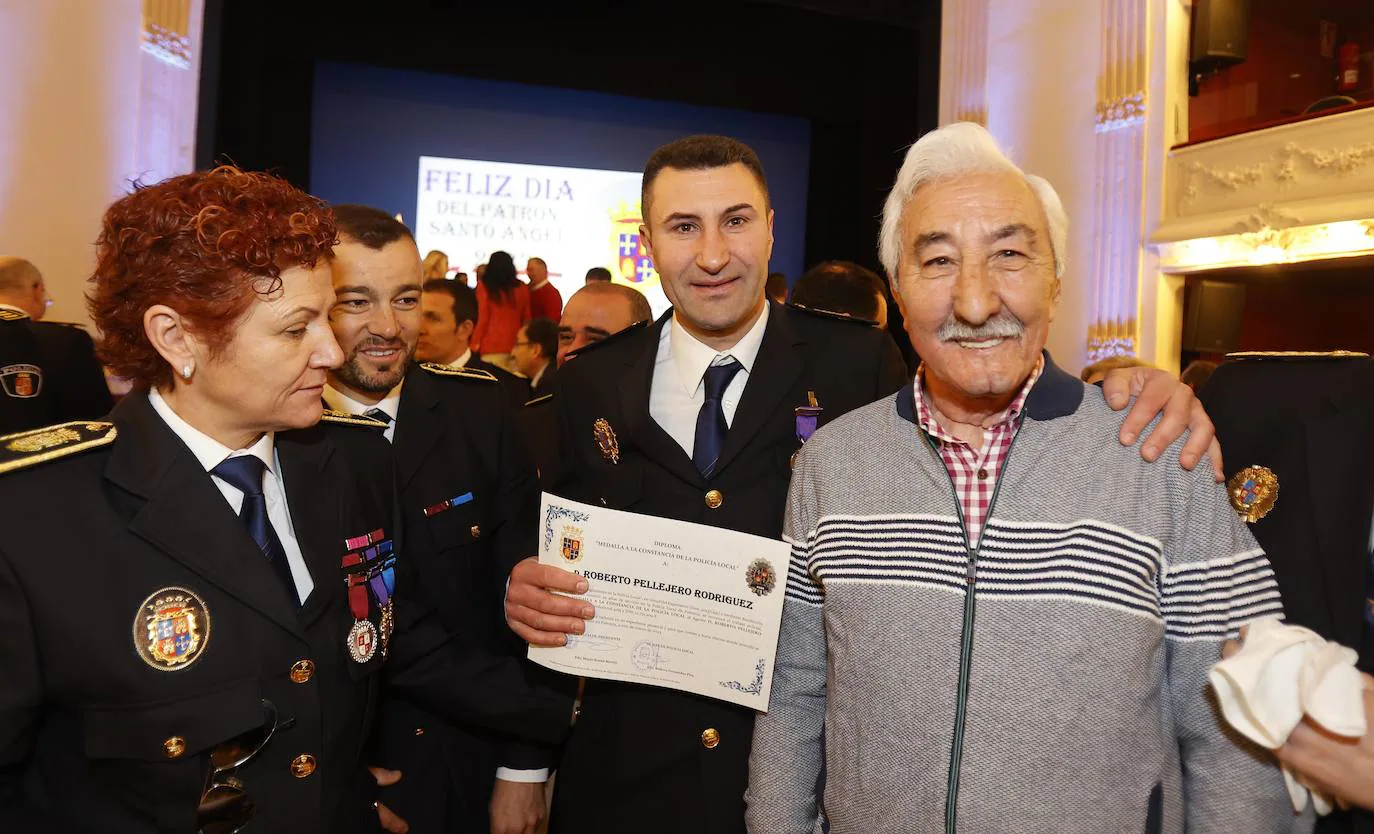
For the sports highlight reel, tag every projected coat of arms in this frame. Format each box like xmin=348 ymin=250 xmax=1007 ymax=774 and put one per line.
xmin=609 ymin=202 xmax=661 ymax=289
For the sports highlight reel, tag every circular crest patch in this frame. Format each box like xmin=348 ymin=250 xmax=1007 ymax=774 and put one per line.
xmin=347 ymin=619 xmax=379 ymax=664
xmin=133 ymin=587 xmax=210 ymax=671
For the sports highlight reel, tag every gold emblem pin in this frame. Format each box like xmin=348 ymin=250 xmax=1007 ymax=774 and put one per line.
xmin=133 ymin=587 xmax=211 ymax=671
xmin=1228 ymin=465 xmax=1279 ymax=523
xmin=593 ymin=418 xmax=620 ymax=464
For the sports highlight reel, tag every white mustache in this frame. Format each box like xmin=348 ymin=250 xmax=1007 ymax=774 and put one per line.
xmin=937 ymin=313 xmax=1024 ymax=342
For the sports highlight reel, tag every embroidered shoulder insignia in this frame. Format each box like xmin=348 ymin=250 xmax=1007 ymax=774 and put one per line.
xmin=524 ymin=393 xmax=553 ymax=407
xmin=1226 ymin=350 xmax=1369 ymax=362
xmin=420 ymin=362 xmax=497 ymax=382
xmin=565 ymin=319 xmax=651 ymax=360
xmin=0 ymin=308 xmax=29 ymax=322
xmin=0 ymin=421 xmax=117 ymax=475
xmin=319 ymin=409 xmax=388 ymax=428
xmin=786 ymin=303 xmax=877 ymax=327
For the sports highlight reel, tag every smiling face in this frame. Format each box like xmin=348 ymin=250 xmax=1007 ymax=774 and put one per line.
xmin=892 ymin=170 xmax=1059 ymax=410
xmin=327 ymin=237 xmax=423 ymax=402
xmin=640 ymin=163 xmax=774 ymax=350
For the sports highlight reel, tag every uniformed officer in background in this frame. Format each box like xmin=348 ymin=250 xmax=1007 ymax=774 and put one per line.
xmin=0 ymin=256 xmax=113 ymax=432
xmin=0 ymin=167 xmax=571 ymax=834
xmin=503 ymin=134 xmax=1223 ymax=834
xmin=417 ymin=278 xmax=531 ymax=408
xmin=323 ymin=205 xmax=554 ymax=834
xmin=1204 ymin=351 xmax=1374 ymax=831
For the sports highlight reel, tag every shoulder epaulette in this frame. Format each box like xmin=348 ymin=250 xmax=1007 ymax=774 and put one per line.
xmin=420 ymin=362 xmax=498 ymax=382
xmin=0 ymin=308 xmax=29 ymax=322
xmin=786 ymin=303 xmax=878 ymax=327
xmin=318 ymin=409 xmax=388 ymax=428
xmin=565 ymin=319 xmax=651 ymax=360
xmin=524 ymin=393 xmax=553 ymax=408
xmin=0 ymin=420 xmax=116 ymax=475
xmin=1225 ymin=350 xmax=1369 ymax=362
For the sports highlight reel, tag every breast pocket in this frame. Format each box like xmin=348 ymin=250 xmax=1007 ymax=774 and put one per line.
xmin=423 ymin=494 xmax=488 ymax=554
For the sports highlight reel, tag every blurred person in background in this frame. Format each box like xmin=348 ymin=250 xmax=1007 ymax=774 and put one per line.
xmin=472 ymin=251 xmax=530 ymax=373
xmin=789 ymin=260 xmax=889 ymax=328
xmin=422 ymin=249 xmax=449 ymax=281
xmin=525 ymin=257 xmax=562 ymax=321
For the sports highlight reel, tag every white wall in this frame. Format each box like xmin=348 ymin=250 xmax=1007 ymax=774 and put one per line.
xmin=984 ymin=0 xmax=1104 ymax=373
xmin=0 ymin=1 xmax=144 ymax=326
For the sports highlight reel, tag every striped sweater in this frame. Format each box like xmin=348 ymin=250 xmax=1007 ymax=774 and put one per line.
xmin=745 ymin=358 xmax=1311 ymax=834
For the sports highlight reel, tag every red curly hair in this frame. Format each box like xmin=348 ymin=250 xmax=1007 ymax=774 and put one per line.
xmin=88 ymin=165 xmax=337 ymax=389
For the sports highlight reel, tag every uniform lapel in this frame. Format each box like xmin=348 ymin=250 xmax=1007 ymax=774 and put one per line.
xmin=712 ymin=304 xmax=803 ymax=477
xmin=276 ymin=428 xmax=344 ymax=629
xmin=1305 ymin=374 xmax=1374 ymax=649
xmin=618 ymin=313 xmax=702 ymax=485
xmin=106 ymin=392 xmax=304 ymax=639
xmin=393 ymin=364 xmax=444 ymax=488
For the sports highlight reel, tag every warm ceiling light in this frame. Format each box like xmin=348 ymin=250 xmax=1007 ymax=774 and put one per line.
xmin=1157 ymin=219 xmax=1374 ymax=273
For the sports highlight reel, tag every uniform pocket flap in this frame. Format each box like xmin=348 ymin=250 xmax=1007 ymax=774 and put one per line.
xmin=424 ymin=495 xmax=488 ymax=551
xmin=83 ymin=677 xmax=263 ymax=760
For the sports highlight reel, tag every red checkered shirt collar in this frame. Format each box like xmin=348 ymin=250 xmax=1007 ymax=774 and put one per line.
xmin=913 ymin=359 xmax=1043 ymax=547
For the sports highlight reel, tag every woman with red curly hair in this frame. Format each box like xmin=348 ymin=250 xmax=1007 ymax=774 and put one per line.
xmin=0 ymin=167 xmax=572 ymax=834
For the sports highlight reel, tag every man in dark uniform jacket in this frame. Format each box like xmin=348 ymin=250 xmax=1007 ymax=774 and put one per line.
xmin=418 ymin=278 xmax=531 ymax=408
xmin=504 ymin=135 xmax=1223 ymax=834
xmin=325 ymin=206 xmax=552 ymax=834
xmin=0 ymin=400 xmax=570 ymax=834
xmin=1204 ymin=352 xmax=1374 ymax=832
xmin=0 ymin=256 xmax=112 ymax=432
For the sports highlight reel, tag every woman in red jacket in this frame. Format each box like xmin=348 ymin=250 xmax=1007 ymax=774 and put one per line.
xmin=471 ymin=250 xmax=530 ymax=372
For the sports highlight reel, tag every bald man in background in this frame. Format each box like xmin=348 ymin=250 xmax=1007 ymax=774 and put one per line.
xmin=0 ymin=257 xmax=112 ymax=433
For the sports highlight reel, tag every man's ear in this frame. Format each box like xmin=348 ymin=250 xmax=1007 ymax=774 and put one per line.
xmin=457 ymin=319 xmax=476 ymax=342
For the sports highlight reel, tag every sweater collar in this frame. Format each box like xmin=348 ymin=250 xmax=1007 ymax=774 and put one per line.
xmin=896 ymin=351 xmax=1083 ymax=425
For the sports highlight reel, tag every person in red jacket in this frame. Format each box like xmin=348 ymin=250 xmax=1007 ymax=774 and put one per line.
xmin=471 ymin=251 xmax=530 ymax=372
xmin=526 ymin=257 xmax=562 ymax=321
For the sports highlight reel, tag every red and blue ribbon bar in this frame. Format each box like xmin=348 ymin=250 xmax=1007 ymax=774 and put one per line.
xmin=423 ymin=491 xmax=475 ymax=518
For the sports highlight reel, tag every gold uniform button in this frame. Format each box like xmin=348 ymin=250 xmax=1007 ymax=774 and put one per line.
xmin=704 ymin=489 xmax=723 ymax=510
xmin=701 ymin=728 xmax=721 ymax=749
xmin=163 ymin=736 xmax=186 ymax=759
xmin=470 ymin=524 xmax=481 ymax=539
xmin=290 ymin=753 xmax=317 ymax=778
xmin=289 ymin=659 xmax=315 ymax=683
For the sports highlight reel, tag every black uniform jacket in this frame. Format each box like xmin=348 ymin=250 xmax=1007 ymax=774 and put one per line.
xmin=371 ymin=362 xmax=548 ymax=833
xmin=1203 ymin=353 xmax=1374 ymax=834
xmin=468 ymin=355 xmax=532 ymax=409
xmin=542 ymin=303 xmax=907 ymax=834
xmin=0 ymin=309 xmax=113 ymax=433
xmin=0 ymin=391 xmax=569 ymax=834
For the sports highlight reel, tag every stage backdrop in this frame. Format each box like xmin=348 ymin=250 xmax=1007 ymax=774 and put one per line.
xmin=311 ymin=63 xmax=812 ymax=316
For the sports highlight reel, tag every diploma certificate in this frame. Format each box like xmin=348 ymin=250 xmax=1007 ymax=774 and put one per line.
xmin=528 ymin=494 xmax=790 ymax=711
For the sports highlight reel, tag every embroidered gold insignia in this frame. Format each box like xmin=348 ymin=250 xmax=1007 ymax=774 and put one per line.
xmin=133 ymin=587 xmax=210 ymax=671
xmin=0 ymin=421 xmax=116 ymax=475
xmin=1228 ymin=465 xmax=1279 ymax=523
xmin=319 ymin=409 xmax=387 ymax=428
xmin=419 ymin=362 xmax=498 ymax=382
xmin=593 ymin=418 xmax=619 ymax=464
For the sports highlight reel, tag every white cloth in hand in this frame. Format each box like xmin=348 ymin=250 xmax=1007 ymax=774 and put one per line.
xmin=1209 ymin=616 xmax=1366 ymax=815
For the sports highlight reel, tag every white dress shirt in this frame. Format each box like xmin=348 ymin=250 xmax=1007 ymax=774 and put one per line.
xmin=649 ymin=304 xmax=770 ymax=457
xmin=446 ymin=348 xmax=473 ymax=368
xmin=323 ymin=384 xmax=402 ymax=443
xmin=147 ymin=388 xmax=315 ymax=602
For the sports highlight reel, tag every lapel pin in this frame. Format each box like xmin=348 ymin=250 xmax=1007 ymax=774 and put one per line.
xmin=593 ymin=418 xmax=620 ymax=464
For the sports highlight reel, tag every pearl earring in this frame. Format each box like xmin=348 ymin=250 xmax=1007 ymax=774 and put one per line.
xmin=182 ymin=364 xmax=193 ymax=380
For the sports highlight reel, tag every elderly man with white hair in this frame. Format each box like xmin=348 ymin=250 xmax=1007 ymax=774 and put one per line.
xmin=744 ymin=123 xmax=1308 ymax=834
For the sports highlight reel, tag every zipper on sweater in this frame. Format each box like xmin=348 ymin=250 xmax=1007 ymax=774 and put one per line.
xmin=921 ymin=426 xmax=1021 ymax=834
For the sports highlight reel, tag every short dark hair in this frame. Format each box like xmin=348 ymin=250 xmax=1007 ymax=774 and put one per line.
xmin=585 ymin=266 xmax=612 ymax=283
xmin=523 ymin=316 xmax=558 ymax=360
xmin=641 ymin=135 xmax=769 ymax=219
xmin=765 ymin=271 xmax=787 ymax=301
xmin=332 ymin=204 xmax=414 ymax=249
xmin=422 ymin=278 xmax=478 ymax=327
xmin=790 ymin=261 xmax=885 ymax=322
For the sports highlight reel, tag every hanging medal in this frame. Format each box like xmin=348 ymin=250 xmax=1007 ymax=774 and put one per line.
xmin=791 ymin=391 xmax=823 ymax=470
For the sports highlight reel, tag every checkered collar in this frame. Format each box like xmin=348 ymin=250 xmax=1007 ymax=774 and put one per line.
xmin=913 ymin=357 xmax=1044 ymax=445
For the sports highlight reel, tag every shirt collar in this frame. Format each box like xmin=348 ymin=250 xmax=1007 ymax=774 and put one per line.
xmin=529 ymin=279 xmax=549 ymax=291
xmin=147 ymin=387 xmax=276 ymax=473
xmin=444 ymin=348 xmax=472 ymax=369
xmin=667 ymin=303 xmax=770 ymax=396
xmin=913 ymin=356 xmax=1043 ymax=445
xmin=323 ymin=383 xmax=403 ymax=423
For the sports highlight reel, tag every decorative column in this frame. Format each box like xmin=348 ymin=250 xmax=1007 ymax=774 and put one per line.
xmin=939 ymin=0 xmax=989 ymax=126
xmin=1086 ymin=0 xmax=1149 ymax=361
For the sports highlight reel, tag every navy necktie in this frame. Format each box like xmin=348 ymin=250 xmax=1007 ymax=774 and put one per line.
xmin=212 ymin=455 xmax=300 ymax=608
xmin=693 ymin=358 xmax=743 ymax=478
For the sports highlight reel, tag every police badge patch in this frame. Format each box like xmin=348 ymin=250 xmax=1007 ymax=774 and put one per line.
xmin=745 ymin=558 xmax=776 ymax=597
xmin=1228 ymin=465 xmax=1279 ymax=523
xmin=133 ymin=588 xmax=210 ymax=671
xmin=0 ymin=364 xmax=41 ymax=398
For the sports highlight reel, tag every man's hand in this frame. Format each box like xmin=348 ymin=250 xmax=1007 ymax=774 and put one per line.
xmin=369 ymin=766 xmax=409 ymax=834
xmin=490 ymin=778 xmax=548 ymax=834
xmin=1101 ymin=366 xmax=1224 ymax=481
xmin=1277 ymin=674 xmax=1374 ymax=812
xmin=505 ymin=557 xmax=595 ymax=646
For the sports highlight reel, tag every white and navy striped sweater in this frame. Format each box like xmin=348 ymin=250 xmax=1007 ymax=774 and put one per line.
xmin=746 ymin=359 xmax=1310 ymax=834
